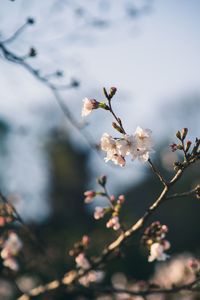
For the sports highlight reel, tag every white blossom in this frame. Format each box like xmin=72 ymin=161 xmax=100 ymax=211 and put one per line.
xmin=148 ymin=242 xmax=170 ymax=262
xmin=134 ymin=126 xmax=154 ymax=162
xmin=81 ymin=97 xmax=98 ymax=117
xmin=101 ymin=133 xmax=126 ymax=167
xmin=100 ymin=127 xmax=154 ymax=166
xmin=79 ymin=270 xmax=104 ymax=287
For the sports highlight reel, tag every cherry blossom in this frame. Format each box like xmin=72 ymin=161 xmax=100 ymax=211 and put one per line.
xmin=75 ymin=253 xmax=91 ymax=270
xmin=1 ymin=232 xmax=23 ymax=271
xmin=94 ymin=207 xmax=105 ymax=220
xmin=148 ymin=242 xmax=170 ymax=262
xmin=81 ymin=98 xmax=99 ymax=117
xmin=106 ymin=216 xmax=120 ymax=231
xmin=84 ymin=190 xmax=96 ymax=203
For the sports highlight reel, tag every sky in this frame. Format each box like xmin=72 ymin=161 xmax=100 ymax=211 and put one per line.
xmin=0 ymin=0 xmax=199 ymax=220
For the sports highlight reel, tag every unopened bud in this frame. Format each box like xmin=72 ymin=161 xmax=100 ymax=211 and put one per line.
xmin=84 ymin=190 xmax=96 ymax=203
xmin=177 ymin=144 xmax=183 ymax=150
xmin=110 ymin=195 xmax=115 ymax=202
xmin=161 ymin=225 xmax=168 ymax=233
xmin=181 ymin=128 xmax=188 ymax=140
xmin=82 ymin=235 xmax=90 ymax=246
xmin=176 ymin=130 xmax=181 ymax=140
xmin=192 ymin=138 xmax=200 ymax=154
xmin=109 ymin=87 xmax=117 ymax=98
xmin=112 ymin=122 xmax=123 ymax=133
xmin=185 ymin=141 xmax=192 ymax=152
xmin=29 ymin=47 xmax=37 ymax=57
xmin=118 ymin=195 xmax=125 ymax=204
xmin=173 ymin=161 xmax=182 ymax=171
xmin=27 ymin=17 xmax=35 ymax=25
xmin=98 ymin=175 xmax=107 ymax=187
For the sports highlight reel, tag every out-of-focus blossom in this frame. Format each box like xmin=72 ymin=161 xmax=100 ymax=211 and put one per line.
xmin=75 ymin=253 xmax=91 ymax=270
xmin=94 ymin=207 xmax=105 ymax=220
xmin=82 ymin=235 xmax=90 ymax=247
xmin=152 ymin=254 xmax=199 ymax=289
xmin=1 ymin=232 xmax=22 ymax=259
xmin=3 ymin=257 xmax=19 ymax=271
xmin=1 ymin=232 xmax=22 ymax=271
xmin=148 ymin=242 xmax=170 ymax=262
xmin=84 ymin=190 xmax=96 ymax=203
xmin=0 ymin=279 xmax=15 ymax=300
xmin=81 ymin=98 xmax=99 ymax=117
xmin=106 ymin=216 xmax=120 ymax=230
xmin=118 ymin=195 xmax=125 ymax=203
xmin=17 ymin=275 xmax=39 ymax=293
xmin=79 ymin=270 xmax=104 ymax=287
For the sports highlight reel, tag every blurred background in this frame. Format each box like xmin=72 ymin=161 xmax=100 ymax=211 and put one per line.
xmin=0 ymin=0 xmax=200 ymax=299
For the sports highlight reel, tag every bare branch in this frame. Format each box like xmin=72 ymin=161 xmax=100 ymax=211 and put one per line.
xmin=148 ymin=158 xmax=167 ymax=186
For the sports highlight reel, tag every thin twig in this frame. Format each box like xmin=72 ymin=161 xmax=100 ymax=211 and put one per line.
xmin=0 ymin=41 xmax=99 ymax=154
xmin=148 ymin=158 xmax=167 ymax=186
xmin=166 ymin=187 xmax=198 ymax=200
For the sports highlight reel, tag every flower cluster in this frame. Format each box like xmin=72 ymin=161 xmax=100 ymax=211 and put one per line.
xmin=93 ymin=193 xmax=124 ymax=231
xmin=75 ymin=253 xmax=104 ymax=286
xmin=101 ymin=126 xmax=154 ymax=166
xmin=69 ymin=235 xmax=104 ymax=287
xmin=0 ymin=232 xmax=23 ymax=271
xmin=84 ymin=176 xmax=125 ymax=231
xmin=141 ymin=222 xmax=170 ymax=262
xmin=82 ymin=88 xmax=154 ymax=167
xmin=152 ymin=254 xmax=200 ymax=290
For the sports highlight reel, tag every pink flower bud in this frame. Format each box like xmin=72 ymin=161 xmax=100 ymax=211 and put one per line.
xmin=110 ymin=195 xmax=115 ymax=202
xmin=82 ymin=235 xmax=90 ymax=246
xmin=161 ymin=225 xmax=168 ymax=233
xmin=84 ymin=190 xmax=96 ymax=203
xmin=94 ymin=207 xmax=105 ymax=220
xmin=118 ymin=195 xmax=125 ymax=203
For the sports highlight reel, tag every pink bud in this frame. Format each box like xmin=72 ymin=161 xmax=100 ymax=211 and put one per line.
xmin=118 ymin=195 xmax=125 ymax=203
xmin=110 ymin=195 xmax=115 ymax=202
xmin=84 ymin=190 xmax=96 ymax=203
xmin=82 ymin=235 xmax=90 ymax=246
xmin=161 ymin=225 xmax=168 ymax=233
